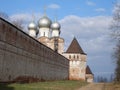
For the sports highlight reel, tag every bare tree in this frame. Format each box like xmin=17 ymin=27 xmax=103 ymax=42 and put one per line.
xmin=0 ymin=11 xmax=24 ymax=30
xmin=96 ymin=76 xmax=108 ymax=83
xmin=114 ymin=43 xmax=120 ymax=82
xmin=111 ymin=2 xmax=120 ymax=41
xmin=0 ymin=11 xmax=9 ymax=20
xmin=11 ymin=19 xmax=24 ymax=30
xmin=111 ymin=1 xmax=120 ymax=82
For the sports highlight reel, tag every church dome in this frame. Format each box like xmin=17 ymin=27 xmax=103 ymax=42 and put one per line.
xmin=38 ymin=15 xmax=52 ymax=28
xmin=51 ymin=22 xmax=61 ymax=30
xmin=28 ymin=21 xmax=37 ymax=30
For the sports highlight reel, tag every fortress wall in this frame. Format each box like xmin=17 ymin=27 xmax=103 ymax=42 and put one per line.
xmin=0 ymin=18 xmax=69 ymax=82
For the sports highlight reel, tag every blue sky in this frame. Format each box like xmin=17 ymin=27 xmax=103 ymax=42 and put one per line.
xmin=0 ymin=0 xmax=114 ymax=17
xmin=0 ymin=0 xmax=117 ymax=80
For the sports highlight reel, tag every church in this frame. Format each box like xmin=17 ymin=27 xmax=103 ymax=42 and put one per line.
xmin=27 ymin=12 xmax=94 ymax=82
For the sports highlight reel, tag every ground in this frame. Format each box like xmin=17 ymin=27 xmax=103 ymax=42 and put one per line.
xmin=78 ymin=83 xmax=120 ymax=90
xmin=0 ymin=81 xmax=120 ymax=90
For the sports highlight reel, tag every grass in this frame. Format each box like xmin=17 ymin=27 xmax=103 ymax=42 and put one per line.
xmin=0 ymin=80 xmax=88 ymax=90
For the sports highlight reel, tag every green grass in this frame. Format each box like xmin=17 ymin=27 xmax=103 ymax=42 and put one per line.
xmin=0 ymin=80 xmax=87 ymax=90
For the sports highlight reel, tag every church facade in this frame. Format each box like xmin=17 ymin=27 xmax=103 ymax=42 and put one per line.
xmin=28 ymin=13 xmax=94 ymax=82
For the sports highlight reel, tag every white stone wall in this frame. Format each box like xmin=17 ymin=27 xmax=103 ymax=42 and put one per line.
xmin=63 ymin=53 xmax=86 ymax=80
xmin=0 ymin=18 xmax=69 ymax=82
xmin=86 ymin=74 xmax=94 ymax=83
xmin=29 ymin=29 xmax=36 ymax=38
xmin=39 ymin=27 xmax=50 ymax=37
xmin=52 ymin=30 xmax=59 ymax=37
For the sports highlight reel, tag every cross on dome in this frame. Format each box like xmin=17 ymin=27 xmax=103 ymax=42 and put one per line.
xmin=44 ymin=6 xmax=47 ymax=16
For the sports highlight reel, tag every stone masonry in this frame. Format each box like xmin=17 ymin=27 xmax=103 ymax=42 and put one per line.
xmin=0 ymin=18 xmax=69 ymax=82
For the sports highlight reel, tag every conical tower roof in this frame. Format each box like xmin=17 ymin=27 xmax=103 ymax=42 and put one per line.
xmin=86 ymin=65 xmax=93 ymax=75
xmin=66 ymin=37 xmax=86 ymax=54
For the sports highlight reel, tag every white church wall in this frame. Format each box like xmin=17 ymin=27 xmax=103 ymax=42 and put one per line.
xmin=39 ymin=27 xmax=50 ymax=37
xmin=29 ymin=29 xmax=36 ymax=38
xmin=52 ymin=30 xmax=59 ymax=37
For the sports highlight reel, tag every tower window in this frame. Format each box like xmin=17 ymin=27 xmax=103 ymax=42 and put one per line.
xmin=77 ymin=55 xmax=79 ymax=59
xmin=44 ymin=32 xmax=45 ymax=36
xmin=73 ymin=55 xmax=75 ymax=59
xmin=69 ymin=55 xmax=71 ymax=59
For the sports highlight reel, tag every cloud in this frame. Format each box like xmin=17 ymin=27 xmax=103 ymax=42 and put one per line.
xmin=95 ymin=8 xmax=106 ymax=12
xmin=60 ymin=15 xmax=113 ymax=63
xmin=10 ymin=13 xmax=42 ymax=32
xmin=60 ymin=15 xmax=111 ymax=40
xmin=59 ymin=15 xmax=115 ymax=77
xmin=10 ymin=13 xmax=113 ymax=59
xmin=10 ymin=13 xmax=42 ymax=22
xmin=10 ymin=13 xmax=112 ymax=59
xmin=10 ymin=13 xmax=115 ymax=77
xmin=48 ymin=4 xmax=60 ymax=9
xmin=86 ymin=1 xmax=96 ymax=6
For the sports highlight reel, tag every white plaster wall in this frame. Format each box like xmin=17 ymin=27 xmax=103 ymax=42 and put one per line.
xmin=52 ymin=30 xmax=59 ymax=37
xmin=39 ymin=27 xmax=50 ymax=37
xmin=29 ymin=30 xmax=36 ymax=38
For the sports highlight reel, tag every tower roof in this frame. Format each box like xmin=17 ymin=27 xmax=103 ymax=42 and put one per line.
xmin=86 ymin=65 xmax=93 ymax=75
xmin=66 ymin=37 xmax=86 ymax=54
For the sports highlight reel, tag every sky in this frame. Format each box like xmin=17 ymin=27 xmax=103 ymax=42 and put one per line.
xmin=0 ymin=0 xmax=118 ymax=81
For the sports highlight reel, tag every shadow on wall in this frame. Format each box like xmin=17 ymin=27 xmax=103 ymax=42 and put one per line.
xmin=0 ymin=83 xmax=14 ymax=90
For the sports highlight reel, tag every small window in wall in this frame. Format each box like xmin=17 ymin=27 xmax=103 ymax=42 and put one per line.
xmin=44 ymin=32 xmax=45 ymax=36
xmin=77 ymin=55 xmax=79 ymax=59
xmin=69 ymin=55 xmax=71 ymax=59
xmin=73 ymin=55 xmax=75 ymax=59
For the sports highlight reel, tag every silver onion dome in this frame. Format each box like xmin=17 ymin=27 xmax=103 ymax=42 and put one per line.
xmin=28 ymin=21 xmax=37 ymax=30
xmin=38 ymin=15 xmax=52 ymax=28
xmin=51 ymin=22 xmax=61 ymax=30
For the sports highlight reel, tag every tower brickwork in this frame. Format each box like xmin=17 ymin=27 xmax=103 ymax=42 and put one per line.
xmin=63 ymin=37 xmax=87 ymax=80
